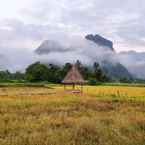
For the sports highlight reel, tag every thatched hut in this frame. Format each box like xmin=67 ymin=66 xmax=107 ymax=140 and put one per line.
xmin=62 ymin=65 xmax=87 ymax=93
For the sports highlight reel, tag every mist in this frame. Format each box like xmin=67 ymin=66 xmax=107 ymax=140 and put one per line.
xmin=35 ymin=35 xmax=119 ymax=65
xmin=118 ymin=51 xmax=145 ymax=79
xmin=0 ymin=47 xmax=37 ymax=72
xmin=0 ymin=33 xmax=145 ymax=79
xmin=32 ymin=35 xmax=145 ymax=80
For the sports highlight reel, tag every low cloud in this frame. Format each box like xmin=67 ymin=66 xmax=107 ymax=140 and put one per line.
xmin=118 ymin=51 xmax=145 ymax=79
xmin=0 ymin=31 xmax=145 ymax=79
xmin=0 ymin=0 xmax=145 ymax=77
xmin=35 ymin=35 xmax=118 ymax=65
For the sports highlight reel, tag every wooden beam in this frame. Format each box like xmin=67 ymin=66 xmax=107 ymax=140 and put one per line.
xmin=72 ymin=83 xmax=75 ymax=90
xmin=81 ymin=84 xmax=83 ymax=94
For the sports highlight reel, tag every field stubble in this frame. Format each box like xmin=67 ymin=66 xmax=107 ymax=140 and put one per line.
xmin=0 ymin=85 xmax=144 ymax=145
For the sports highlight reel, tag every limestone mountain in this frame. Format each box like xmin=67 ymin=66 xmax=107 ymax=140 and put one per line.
xmin=35 ymin=40 xmax=72 ymax=55
xmin=35 ymin=34 xmax=133 ymax=81
xmin=85 ymin=34 xmax=114 ymax=51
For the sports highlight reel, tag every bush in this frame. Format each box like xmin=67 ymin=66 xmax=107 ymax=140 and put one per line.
xmin=88 ymin=79 xmax=97 ymax=86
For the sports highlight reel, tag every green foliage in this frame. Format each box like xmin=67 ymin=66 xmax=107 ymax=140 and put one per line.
xmin=0 ymin=61 xmax=110 ymax=83
xmin=88 ymin=78 xmax=97 ymax=85
xmin=26 ymin=62 xmax=49 ymax=82
xmin=47 ymin=64 xmax=62 ymax=83
xmin=93 ymin=62 xmax=109 ymax=82
xmin=0 ymin=60 xmax=135 ymax=83
xmin=0 ymin=70 xmax=25 ymax=82
xmin=13 ymin=71 xmax=25 ymax=80
xmin=0 ymin=70 xmax=11 ymax=82
xmin=26 ymin=62 xmax=71 ymax=83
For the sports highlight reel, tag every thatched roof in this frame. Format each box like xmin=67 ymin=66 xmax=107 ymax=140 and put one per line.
xmin=62 ymin=65 xmax=86 ymax=84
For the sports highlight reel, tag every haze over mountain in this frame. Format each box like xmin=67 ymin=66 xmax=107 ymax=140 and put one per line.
xmin=0 ymin=33 xmax=145 ymax=80
xmin=35 ymin=34 xmax=115 ymax=63
xmin=35 ymin=34 xmax=133 ymax=80
xmin=85 ymin=34 xmax=114 ymax=51
xmin=118 ymin=51 xmax=145 ymax=79
xmin=35 ymin=40 xmax=74 ymax=55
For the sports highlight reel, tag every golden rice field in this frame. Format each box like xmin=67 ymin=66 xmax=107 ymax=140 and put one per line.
xmin=0 ymin=85 xmax=145 ymax=145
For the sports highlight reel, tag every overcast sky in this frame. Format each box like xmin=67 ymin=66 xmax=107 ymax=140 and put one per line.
xmin=0 ymin=0 xmax=145 ymax=53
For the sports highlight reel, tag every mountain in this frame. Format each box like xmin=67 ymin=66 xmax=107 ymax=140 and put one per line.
xmin=35 ymin=34 xmax=133 ymax=81
xmin=36 ymin=34 xmax=115 ymax=55
xmin=35 ymin=40 xmax=71 ymax=55
xmin=85 ymin=34 xmax=133 ymax=81
xmin=101 ymin=61 xmax=133 ymax=81
xmin=85 ymin=34 xmax=114 ymax=51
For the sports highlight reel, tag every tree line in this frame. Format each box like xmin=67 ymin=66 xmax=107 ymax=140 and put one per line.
xmin=26 ymin=61 xmax=109 ymax=84
xmin=0 ymin=70 xmax=25 ymax=82
xmin=0 ymin=61 xmax=108 ymax=84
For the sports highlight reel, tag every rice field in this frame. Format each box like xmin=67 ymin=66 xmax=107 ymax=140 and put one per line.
xmin=0 ymin=85 xmax=145 ymax=145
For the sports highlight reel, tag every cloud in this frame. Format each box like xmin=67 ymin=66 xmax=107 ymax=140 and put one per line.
xmin=0 ymin=0 xmax=145 ymax=74
xmin=35 ymin=34 xmax=118 ymax=66
xmin=0 ymin=0 xmax=145 ymax=52
xmin=19 ymin=0 xmax=145 ymax=52
xmin=118 ymin=51 xmax=145 ymax=79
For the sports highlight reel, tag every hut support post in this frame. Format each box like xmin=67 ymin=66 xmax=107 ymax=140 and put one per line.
xmin=64 ymin=84 xmax=66 ymax=90
xmin=81 ymin=84 xmax=83 ymax=94
xmin=72 ymin=83 xmax=75 ymax=90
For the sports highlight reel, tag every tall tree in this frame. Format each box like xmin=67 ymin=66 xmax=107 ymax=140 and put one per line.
xmin=48 ymin=64 xmax=62 ymax=83
xmin=93 ymin=62 xmax=108 ymax=82
xmin=26 ymin=62 xmax=48 ymax=82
